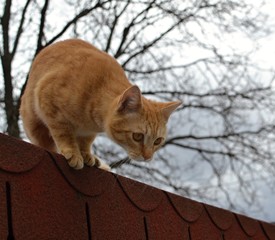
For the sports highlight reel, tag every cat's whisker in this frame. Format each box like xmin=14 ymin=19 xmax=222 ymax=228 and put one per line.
xmin=110 ymin=157 xmax=131 ymax=169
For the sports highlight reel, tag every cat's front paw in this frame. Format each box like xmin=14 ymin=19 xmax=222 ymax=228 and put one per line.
xmin=61 ymin=149 xmax=84 ymax=170
xmin=97 ymin=161 xmax=111 ymax=171
xmin=82 ymin=152 xmax=111 ymax=171
xmin=81 ymin=151 xmax=96 ymax=166
xmin=94 ymin=155 xmax=111 ymax=171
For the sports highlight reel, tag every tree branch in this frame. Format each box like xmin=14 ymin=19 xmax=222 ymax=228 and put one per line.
xmin=105 ymin=1 xmax=130 ymax=52
xmin=165 ymin=125 xmax=275 ymax=144
xmin=114 ymin=0 xmax=157 ymax=59
xmin=1 ymin=0 xmax=11 ymax=56
xmin=121 ymin=14 xmax=194 ymax=67
xmin=11 ymin=0 xmax=32 ymax=58
xmin=35 ymin=0 xmax=50 ymax=55
xmin=46 ymin=0 xmax=109 ymax=47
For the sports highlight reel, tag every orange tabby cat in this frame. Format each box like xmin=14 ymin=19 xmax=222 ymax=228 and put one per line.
xmin=20 ymin=39 xmax=181 ymax=170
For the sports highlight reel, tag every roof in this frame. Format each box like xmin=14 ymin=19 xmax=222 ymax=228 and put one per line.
xmin=0 ymin=132 xmax=275 ymax=240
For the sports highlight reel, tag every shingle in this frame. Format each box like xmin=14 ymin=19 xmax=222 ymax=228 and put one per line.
xmin=204 ymin=203 xmax=234 ymax=231
xmin=0 ymin=132 xmax=275 ymax=239
xmin=166 ymin=191 xmax=204 ymax=222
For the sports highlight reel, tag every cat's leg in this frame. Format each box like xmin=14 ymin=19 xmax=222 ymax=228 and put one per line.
xmin=22 ymin=113 xmax=56 ymax=152
xmin=77 ymin=135 xmax=111 ymax=171
xmin=30 ymin=121 xmax=57 ymax=152
xmin=77 ymin=135 xmax=97 ymax=166
xmin=48 ymin=122 xmax=84 ymax=169
xmin=20 ymin=98 xmax=56 ymax=152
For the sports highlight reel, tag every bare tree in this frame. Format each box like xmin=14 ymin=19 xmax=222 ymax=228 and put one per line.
xmin=1 ymin=0 xmax=275 ymax=219
xmin=0 ymin=0 xmax=108 ymax=137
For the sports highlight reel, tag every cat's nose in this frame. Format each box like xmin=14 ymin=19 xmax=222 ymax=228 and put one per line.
xmin=143 ymin=151 xmax=153 ymax=161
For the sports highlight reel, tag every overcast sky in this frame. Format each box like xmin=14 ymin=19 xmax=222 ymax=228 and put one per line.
xmin=252 ymin=2 xmax=275 ymax=222
xmin=207 ymin=1 xmax=275 ymax=222
xmin=253 ymin=2 xmax=275 ymax=68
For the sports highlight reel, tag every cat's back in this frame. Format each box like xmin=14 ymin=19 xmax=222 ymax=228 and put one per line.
xmin=35 ymin=39 xmax=104 ymax=64
xmin=30 ymin=39 xmax=125 ymax=82
xmin=24 ymin=39 xmax=130 ymax=101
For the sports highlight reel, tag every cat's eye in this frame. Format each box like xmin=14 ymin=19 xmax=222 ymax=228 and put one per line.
xmin=132 ymin=133 xmax=144 ymax=142
xmin=154 ymin=137 xmax=163 ymax=145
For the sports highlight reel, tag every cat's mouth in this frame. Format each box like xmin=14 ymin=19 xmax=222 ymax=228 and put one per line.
xmin=128 ymin=154 xmax=153 ymax=162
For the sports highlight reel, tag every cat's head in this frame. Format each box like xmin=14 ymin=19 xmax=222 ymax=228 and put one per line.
xmin=106 ymin=85 xmax=181 ymax=161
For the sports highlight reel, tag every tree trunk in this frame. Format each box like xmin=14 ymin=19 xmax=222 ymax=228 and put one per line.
xmin=1 ymin=0 xmax=20 ymax=138
xmin=1 ymin=54 xmax=20 ymax=138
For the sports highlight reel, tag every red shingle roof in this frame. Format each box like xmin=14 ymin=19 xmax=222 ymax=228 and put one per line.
xmin=0 ymin=132 xmax=274 ymax=239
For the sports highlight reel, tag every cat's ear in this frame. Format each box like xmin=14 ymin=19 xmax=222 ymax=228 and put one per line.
xmin=117 ymin=85 xmax=142 ymax=113
xmin=162 ymin=101 xmax=182 ymax=121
